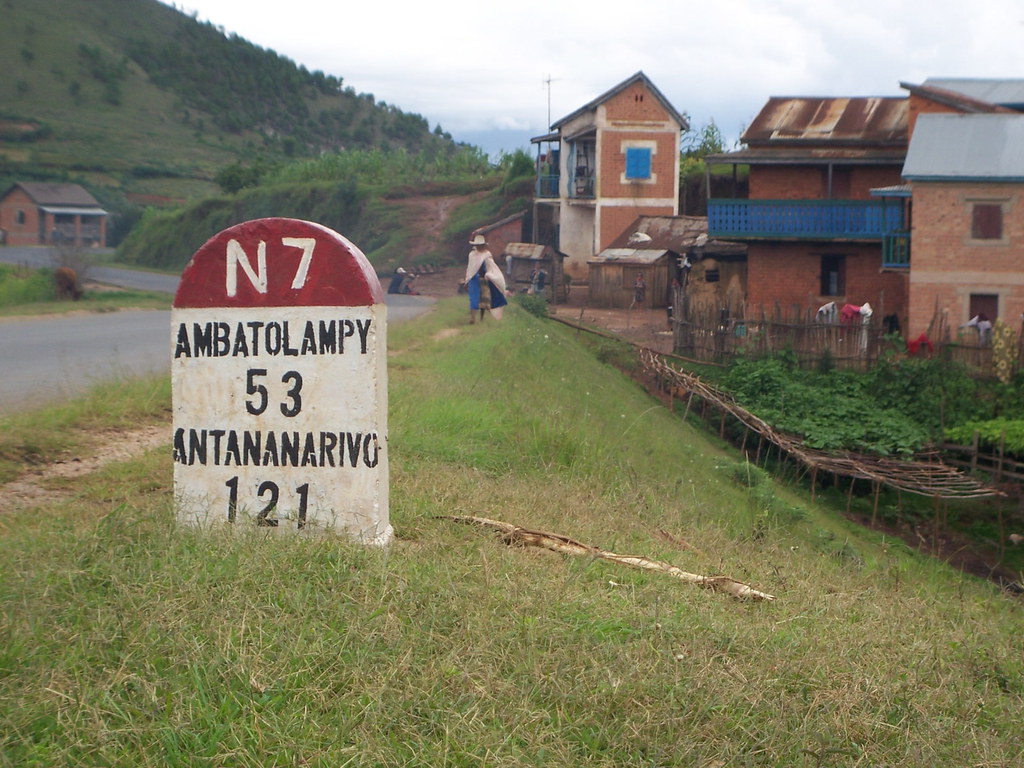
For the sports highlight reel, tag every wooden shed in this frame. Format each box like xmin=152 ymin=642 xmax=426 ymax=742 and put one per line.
xmin=587 ymin=247 xmax=674 ymax=309
xmin=502 ymin=242 xmax=567 ymax=303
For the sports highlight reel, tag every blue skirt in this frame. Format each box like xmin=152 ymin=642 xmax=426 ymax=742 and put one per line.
xmin=467 ymin=275 xmax=508 ymax=311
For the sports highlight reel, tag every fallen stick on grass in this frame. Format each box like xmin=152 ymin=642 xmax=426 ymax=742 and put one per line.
xmin=441 ymin=515 xmax=776 ymax=602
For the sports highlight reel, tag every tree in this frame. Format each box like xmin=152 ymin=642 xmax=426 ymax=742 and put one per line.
xmin=681 ymin=120 xmax=726 ymax=158
xmin=678 ymin=120 xmax=729 ymax=215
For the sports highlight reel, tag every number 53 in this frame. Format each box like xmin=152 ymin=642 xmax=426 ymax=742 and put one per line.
xmin=245 ymin=368 xmax=303 ymax=417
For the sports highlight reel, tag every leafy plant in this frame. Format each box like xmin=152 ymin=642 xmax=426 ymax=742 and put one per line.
xmin=512 ymin=293 xmax=547 ymax=318
xmin=723 ymin=357 xmax=931 ymax=455
xmin=946 ymin=419 xmax=1024 ymax=457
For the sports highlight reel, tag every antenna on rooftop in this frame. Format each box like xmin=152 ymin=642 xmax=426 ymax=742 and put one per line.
xmin=543 ymin=74 xmax=561 ymax=128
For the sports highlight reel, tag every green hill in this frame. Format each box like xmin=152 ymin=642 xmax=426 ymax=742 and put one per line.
xmin=0 ymin=0 xmax=457 ymax=210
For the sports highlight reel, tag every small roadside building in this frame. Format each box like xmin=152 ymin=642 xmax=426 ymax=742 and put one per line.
xmin=0 ymin=182 xmax=108 ymax=247
xmin=588 ymin=246 xmax=674 ymax=309
xmin=589 ymin=215 xmax=746 ymax=309
xmin=502 ymin=242 xmax=567 ymax=302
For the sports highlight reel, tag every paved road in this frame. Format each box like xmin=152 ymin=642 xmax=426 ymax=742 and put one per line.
xmin=0 ymin=245 xmax=182 ymax=294
xmin=0 ymin=310 xmax=172 ymax=412
xmin=0 ymin=246 xmax=435 ymax=412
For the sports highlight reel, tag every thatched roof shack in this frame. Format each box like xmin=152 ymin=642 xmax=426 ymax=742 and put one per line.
xmin=502 ymin=242 xmax=567 ymax=303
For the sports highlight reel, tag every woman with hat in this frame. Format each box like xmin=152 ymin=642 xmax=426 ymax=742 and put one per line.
xmin=463 ymin=233 xmax=507 ymax=323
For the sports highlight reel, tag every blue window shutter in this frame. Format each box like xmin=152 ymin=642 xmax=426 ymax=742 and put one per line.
xmin=625 ymin=148 xmax=651 ymax=179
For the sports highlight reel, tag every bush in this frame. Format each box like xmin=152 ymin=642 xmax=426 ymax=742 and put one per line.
xmin=512 ymin=292 xmax=547 ymax=318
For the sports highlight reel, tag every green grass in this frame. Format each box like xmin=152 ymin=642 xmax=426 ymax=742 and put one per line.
xmin=0 ymin=299 xmax=1022 ymax=766
xmin=0 ymin=373 xmax=170 ymax=483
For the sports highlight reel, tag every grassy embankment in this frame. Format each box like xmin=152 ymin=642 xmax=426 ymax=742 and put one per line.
xmin=0 ymin=297 xmax=1021 ymax=766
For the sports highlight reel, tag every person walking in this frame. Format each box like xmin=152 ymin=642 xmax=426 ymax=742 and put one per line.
xmin=631 ymin=271 xmax=647 ymax=308
xmin=463 ymin=234 xmax=508 ymax=323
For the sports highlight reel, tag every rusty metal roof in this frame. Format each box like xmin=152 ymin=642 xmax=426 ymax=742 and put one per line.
xmin=741 ymin=97 xmax=908 ymax=146
xmin=706 ymin=146 xmax=907 ymax=166
xmin=590 ymin=248 xmax=670 ymax=265
xmin=502 ymin=242 xmax=558 ymax=260
xmin=608 ymin=215 xmax=747 ymax=256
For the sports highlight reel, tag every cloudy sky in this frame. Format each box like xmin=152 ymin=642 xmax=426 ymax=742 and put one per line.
xmin=169 ymin=0 xmax=1024 ymax=156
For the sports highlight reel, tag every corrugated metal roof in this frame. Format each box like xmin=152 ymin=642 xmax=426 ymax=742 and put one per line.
xmin=706 ymin=147 xmax=907 ymax=165
xmin=870 ymin=185 xmax=912 ymax=198
xmin=590 ymin=248 xmax=670 ymax=265
xmin=741 ymin=97 xmax=907 ymax=146
xmin=900 ymin=80 xmax=1012 ymax=114
xmin=502 ymin=242 xmax=549 ymax=259
xmin=40 ymin=205 xmax=109 ymax=216
xmin=903 ymin=113 xmax=1024 ymax=180
xmin=607 ymin=215 xmax=747 ymax=256
xmin=13 ymin=182 xmax=100 ymax=207
xmin=924 ymin=78 xmax=1024 ymax=109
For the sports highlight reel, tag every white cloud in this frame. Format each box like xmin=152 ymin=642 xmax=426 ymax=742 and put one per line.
xmin=172 ymin=0 xmax=1024 ymax=154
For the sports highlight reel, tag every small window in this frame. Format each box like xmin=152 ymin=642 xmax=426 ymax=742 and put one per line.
xmin=625 ymin=147 xmax=652 ymax=180
xmin=820 ymin=254 xmax=845 ymax=296
xmin=971 ymin=203 xmax=1003 ymax=240
xmin=15 ymin=209 xmax=25 ymax=225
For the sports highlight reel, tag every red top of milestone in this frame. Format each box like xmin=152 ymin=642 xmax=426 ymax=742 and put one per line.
xmin=174 ymin=218 xmax=385 ymax=308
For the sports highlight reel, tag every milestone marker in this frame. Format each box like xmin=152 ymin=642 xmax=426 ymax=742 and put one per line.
xmin=171 ymin=218 xmax=391 ymax=545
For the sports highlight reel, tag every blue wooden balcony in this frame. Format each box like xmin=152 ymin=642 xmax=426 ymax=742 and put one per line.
xmin=708 ymin=198 xmax=906 ymax=241
xmin=882 ymin=231 xmax=910 ymax=268
xmin=536 ymin=174 xmax=560 ymax=198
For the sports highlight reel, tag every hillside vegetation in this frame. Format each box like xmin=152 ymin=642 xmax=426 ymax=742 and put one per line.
xmin=0 ymin=298 xmax=1021 ymax=766
xmin=0 ymin=0 xmax=458 ymax=211
xmin=118 ymin=149 xmax=534 ymax=271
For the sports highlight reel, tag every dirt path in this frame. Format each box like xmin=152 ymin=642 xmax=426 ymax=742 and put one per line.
xmin=0 ymin=424 xmax=167 ymax=512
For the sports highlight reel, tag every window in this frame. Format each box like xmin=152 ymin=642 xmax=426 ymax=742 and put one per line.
xmin=971 ymin=203 xmax=1003 ymax=240
xmin=820 ymin=254 xmax=845 ymax=296
xmin=625 ymin=147 xmax=652 ymax=180
xmin=969 ymin=293 xmax=998 ymax=322
xmin=15 ymin=209 xmax=25 ymax=225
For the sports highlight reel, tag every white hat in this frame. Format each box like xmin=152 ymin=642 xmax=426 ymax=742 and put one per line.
xmin=469 ymin=234 xmax=486 ymax=246
xmin=397 ymin=267 xmax=407 ymax=274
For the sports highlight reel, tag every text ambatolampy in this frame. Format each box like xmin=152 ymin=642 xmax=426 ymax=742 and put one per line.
xmin=174 ymin=318 xmax=373 ymax=359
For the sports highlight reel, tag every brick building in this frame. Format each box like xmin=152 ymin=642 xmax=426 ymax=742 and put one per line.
xmin=0 ymin=182 xmax=107 ymax=247
xmin=706 ymin=97 xmax=911 ymax=325
xmin=902 ymin=113 xmax=1024 ymax=337
xmin=471 ymin=211 xmax=526 ymax=270
xmin=532 ymin=72 xmax=687 ymax=280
